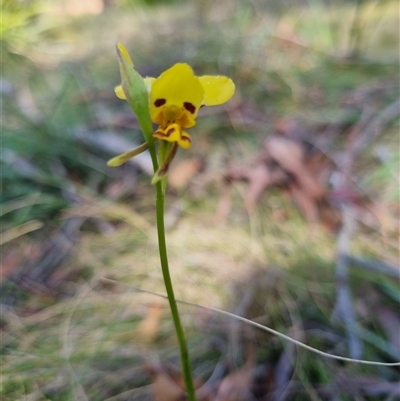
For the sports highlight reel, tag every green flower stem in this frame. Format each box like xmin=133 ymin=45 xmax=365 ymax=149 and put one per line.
xmin=154 ymin=181 xmax=197 ymax=401
xmin=147 ymin=139 xmax=196 ymax=401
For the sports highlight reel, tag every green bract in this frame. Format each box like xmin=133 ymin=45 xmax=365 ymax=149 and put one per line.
xmin=116 ymin=44 xmax=158 ymax=170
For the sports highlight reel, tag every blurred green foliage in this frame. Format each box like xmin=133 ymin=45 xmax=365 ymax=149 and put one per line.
xmin=1 ymin=0 xmax=43 ymax=54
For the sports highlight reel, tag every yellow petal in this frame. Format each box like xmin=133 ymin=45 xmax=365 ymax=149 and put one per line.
xmin=117 ymin=43 xmax=134 ymax=67
xmin=115 ymin=85 xmax=126 ymax=100
xmin=198 ymin=76 xmax=235 ymax=106
xmin=153 ymin=123 xmax=181 ymax=143
xmin=150 ymin=64 xmax=204 ymax=123
xmin=178 ymin=111 xmax=196 ymax=129
xmin=177 ymin=131 xmax=192 ymax=149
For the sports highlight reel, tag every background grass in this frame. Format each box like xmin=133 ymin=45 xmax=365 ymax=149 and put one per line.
xmin=1 ymin=0 xmax=399 ymax=400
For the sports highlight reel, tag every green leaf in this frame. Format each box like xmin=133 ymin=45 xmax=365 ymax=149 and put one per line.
xmin=107 ymin=142 xmax=148 ymax=167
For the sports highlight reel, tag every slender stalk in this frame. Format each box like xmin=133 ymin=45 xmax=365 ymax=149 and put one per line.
xmin=155 ymin=182 xmax=197 ymax=401
xmin=143 ymin=136 xmax=196 ymax=399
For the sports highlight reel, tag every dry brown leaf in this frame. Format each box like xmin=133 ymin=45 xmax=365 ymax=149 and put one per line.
xmin=171 ymin=371 xmax=209 ymax=401
xmin=1 ymin=246 xmax=24 ymax=278
xmin=146 ymin=362 xmax=209 ymax=401
xmin=264 ymin=136 xmax=304 ymax=172
xmin=148 ymin=366 xmax=187 ymax=401
xmin=264 ymin=136 xmax=324 ymax=199
xmin=220 ymin=133 xmax=330 ymax=222
xmin=245 ymin=166 xmax=286 ymax=213
xmin=137 ymin=302 xmax=164 ymax=344
xmin=289 ymin=182 xmax=319 ymax=223
xmin=244 ymin=165 xmax=274 ymax=213
xmin=216 ymin=184 xmax=232 ymax=225
xmin=222 ymin=163 xmax=286 ymax=218
xmin=168 ymin=158 xmax=204 ymax=190
xmin=214 ymin=367 xmax=252 ymax=401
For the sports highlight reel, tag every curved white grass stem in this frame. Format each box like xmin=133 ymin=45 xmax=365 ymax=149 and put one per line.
xmin=101 ymin=277 xmax=400 ymax=367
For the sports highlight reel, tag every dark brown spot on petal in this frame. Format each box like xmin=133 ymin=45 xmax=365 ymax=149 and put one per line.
xmin=183 ymin=102 xmax=196 ymax=114
xmin=154 ymin=98 xmax=166 ymax=107
xmin=153 ymin=130 xmax=167 ymax=137
xmin=166 ymin=128 xmax=176 ymax=136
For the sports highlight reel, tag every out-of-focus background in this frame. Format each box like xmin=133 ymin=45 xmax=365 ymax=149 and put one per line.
xmin=1 ymin=0 xmax=399 ymax=400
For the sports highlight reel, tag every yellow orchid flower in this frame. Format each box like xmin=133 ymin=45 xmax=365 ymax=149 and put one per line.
xmin=114 ymin=53 xmax=235 ymax=150
xmin=109 ymin=44 xmax=235 ymax=184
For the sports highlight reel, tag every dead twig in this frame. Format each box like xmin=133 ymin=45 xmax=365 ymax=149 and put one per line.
xmin=332 ymin=206 xmax=363 ymax=359
xmin=328 ymin=98 xmax=400 ymax=360
xmin=268 ymin=341 xmax=296 ymax=401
